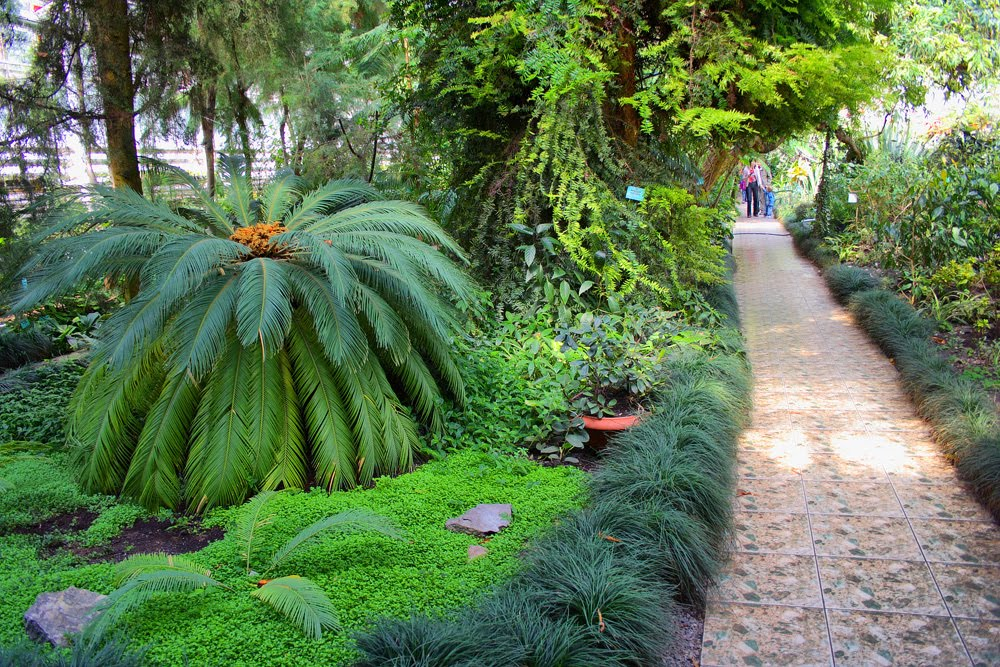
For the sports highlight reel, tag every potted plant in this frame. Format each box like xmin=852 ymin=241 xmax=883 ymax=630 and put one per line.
xmin=559 ymin=310 xmax=669 ymax=449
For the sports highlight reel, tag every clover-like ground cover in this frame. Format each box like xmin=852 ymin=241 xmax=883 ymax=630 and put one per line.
xmin=0 ymin=451 xmax=586 ymax=665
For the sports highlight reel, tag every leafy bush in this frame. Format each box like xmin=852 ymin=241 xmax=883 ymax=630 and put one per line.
xmin=0 ymin=328 xmax=53 ymax=371
xmin=17 ymin=159 xmax=476 ymax=510
xmin=0 ymin=357 xmax=86 ymax=444
xmin=825 ymin=265 xmax=882 ymax=304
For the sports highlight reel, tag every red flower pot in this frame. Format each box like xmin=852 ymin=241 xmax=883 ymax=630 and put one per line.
xmin=581 ymin=414 xmax=641 ymax=449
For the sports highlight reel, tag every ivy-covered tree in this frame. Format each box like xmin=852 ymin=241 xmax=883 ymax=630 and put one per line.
xmin=391 ymin=0 xmax=893 ymax=304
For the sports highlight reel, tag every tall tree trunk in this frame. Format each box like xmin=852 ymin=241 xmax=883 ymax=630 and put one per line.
xmin=200 ymin=84 xmax=217 ymax=196
xmin=233 ymin=82 xmax=253 ymax=177
xmin=83 ymin=0 xmax=141 ymax=193
xmin=71 ymin=50 xmax=97 ymax=183
xmin=701 ymin=147 xmax=740 ymax=197
xmin=612 ymin=18 xmax=639 ymax=147
xmin=279 ymin=93 xmax=290 ymax=166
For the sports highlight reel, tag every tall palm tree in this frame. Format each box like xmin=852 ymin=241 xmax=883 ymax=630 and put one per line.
xmin=17 ymin=157 xmax=474 ymax=510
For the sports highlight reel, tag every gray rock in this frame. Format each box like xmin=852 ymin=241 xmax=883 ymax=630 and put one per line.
xmin=24 ymin=587 xmax=106 ymax=647
xmin=467 ymin=544 xmax=489 ymax=560
xmin=446 ymin=503 xmax=513 ymax=536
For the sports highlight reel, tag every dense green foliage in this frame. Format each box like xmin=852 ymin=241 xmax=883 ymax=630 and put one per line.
xmin=824 ymin=265 xmax=883 ymax=305
xmin=0 ymin=636 xmax=145 ymax=667
xmin=0 ymin=450 xmax=586 ymax=664
xmin=814 ymin=120 xmax=1000 ymax=334
xmin=390 ymin=0 xmax=892 ymax=308
xmin=356 ymin=329 xmax=751 ymax=665
xmin=0 ymin=357 xmax=85 ymax=444
xmin=17 ymin=161 xmax=475 ymax=510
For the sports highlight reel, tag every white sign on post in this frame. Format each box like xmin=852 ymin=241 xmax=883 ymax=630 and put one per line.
xmin=848 ymin=192 xmax=858 ymax=204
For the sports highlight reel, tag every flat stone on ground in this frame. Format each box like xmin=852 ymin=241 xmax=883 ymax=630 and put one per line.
xmin=446 ymin=503 xmax=512 ymax=536
xmin=24 ymin=586 xmax=106 ymax=647
xmin=468 ymin=544 xmax=489 ymax=560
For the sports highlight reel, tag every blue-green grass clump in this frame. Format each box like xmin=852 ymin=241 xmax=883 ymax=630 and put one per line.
xmin=0 ymin=450 xmax=586 ymax=666
xmin=824 ymin=264 xmax=881 ymax=304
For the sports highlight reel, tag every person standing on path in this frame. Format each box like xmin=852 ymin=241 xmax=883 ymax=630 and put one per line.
xmin=746 ymin=160 xmax=761 ymax=217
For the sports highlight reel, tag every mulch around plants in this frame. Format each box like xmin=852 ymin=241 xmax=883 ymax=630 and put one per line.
xmin=29 ymin=513 xmax=223 ymax=563
xmin=7 ymin=508 xmax=100 ymax=536
xmin=662 ymin=604 xmax=704 ymax=667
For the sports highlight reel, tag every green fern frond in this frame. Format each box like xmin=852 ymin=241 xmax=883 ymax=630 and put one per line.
xmin=233 ymin=491 xmax=279 ymax=573
xmin=251 ymin=576 xmax=339 ymax=641
xmin=267 ymin=509 xmax=402 ymax=573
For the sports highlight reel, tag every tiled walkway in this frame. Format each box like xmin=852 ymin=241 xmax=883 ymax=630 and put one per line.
xmin=701 ymin=219 xmax=1000 ymax=667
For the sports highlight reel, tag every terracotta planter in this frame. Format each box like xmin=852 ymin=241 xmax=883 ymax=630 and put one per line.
xmin=581 ymin=414 xmax=641 ymax=449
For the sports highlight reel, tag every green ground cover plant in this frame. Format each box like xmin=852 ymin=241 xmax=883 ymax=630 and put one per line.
xmin=354 ymin=311 xmax=750 ymax=665
xmin=0 ymin=450 xmax=586 ymax=665
xmin=786 ymin=217 xmax=1000 ymax=522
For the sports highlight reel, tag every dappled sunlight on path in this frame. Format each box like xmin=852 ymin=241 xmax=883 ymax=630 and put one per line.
xmin=700 ymin=217 xmax=1000 ymax=666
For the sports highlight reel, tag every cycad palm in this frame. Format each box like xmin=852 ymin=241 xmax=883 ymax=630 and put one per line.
xmin=18 ymin=157 xmax=474 ymax=510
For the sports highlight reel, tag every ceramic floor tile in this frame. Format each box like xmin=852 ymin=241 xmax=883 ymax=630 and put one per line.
xmin=701 ymin=602 xmax=832 ymax=667
xmin=894 ymin=483 xmax=995 ymax=521
xmin=737 ymin=478 xmax=807 ymax=513
xmin=738 ymin=450 xmax=801 ymax=479
xmin=810 ymin=514 xmax=922 ymax=559
xmin=931 ymin=563 xmax=1000 ymax=620
xmin=734 ymin=512 xmax=813 ymax=555
xmin=956 ymin=619 xmax=1000 ymax=667
xmin=804 ymin=480 xmax=903 ymax=516
xmin=711 ymin=553 xmax=821 ymax=607
xmin=739 ymin=428 xmax=793 ymax=451
xmin=862 ymin=416 xmax=932 ymax=432
xmin=885 ymin=455 xmax=960 ymax=484
xmin=796 ymin=454 xmax=888 ymax=482
xmin=783 ymin=409 xmax=867 ymax=431
xmin=827 ymin=610 xmax=970 ymax=666
xmin=911 ymin=519 xmax=1000 ymax=565
xmin=817 ymin=557 xmax=946 ymax=614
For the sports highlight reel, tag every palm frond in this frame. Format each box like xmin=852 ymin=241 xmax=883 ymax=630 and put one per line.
xmin=72 ymin=349 xmax=166 ymax=496
xmin=122 ymin=370 xmax=200 ymax=510
xmin=114 ymin=552 xmax=213 ymax=586
xmin=267 ymin=509 xmax=402 ymax=573
xmin=282 ymin=179 xmax=379 ymax=230
xmin=251 ymin=576 xmax=339 ymax=641
xmin=90 ymin=566 xmax=221 ymax=639
xmin=167 ymin=273 xmax=239 ymax=380
xmin=308 ymin=201 xmax=466 ymax=259
xmin=235 ymin=258 xmax=293 ymax=354
xmin=287 ymin=310 xmax=356 ymax=490
xmin=272 ymin=231 xmax=358 ymax=302
xmin=262 ymin=348 xmax=309 ymax=492
xmin=285 ymin=263 xmax=368 ymax=367
xmin=232 ymin=491 xmax=278 ymax=573
xmin=140 ymin=157 xmax=235 ymax=235
xmin=185 ymin=336 xmax=256 ymax=509
xmin=262 ymin=171 xmax=306 ymax=222
xmin=220 ymin=154 xmax=258 ymax=228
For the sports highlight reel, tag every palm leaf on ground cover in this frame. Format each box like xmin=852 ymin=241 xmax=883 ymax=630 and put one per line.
xmin=252 ymin=576 xmax=340 ymax=640
xmin=89 ymin=506 xmax=401 ymax=641
xmin=16 ymin=159 xmax=475 ymax=510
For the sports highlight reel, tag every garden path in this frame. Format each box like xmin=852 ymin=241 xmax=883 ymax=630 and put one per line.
xmin=700 ymin=218 xmax=1000 ymax=667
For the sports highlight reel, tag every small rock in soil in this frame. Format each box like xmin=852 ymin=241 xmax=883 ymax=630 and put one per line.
xmin=446 ymin=504 xmax=512 ymax=537
xmin=467 ymin=544 xmax=489 ymax=560
xmin=24 ymin=586 xmax=106 ymax=648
